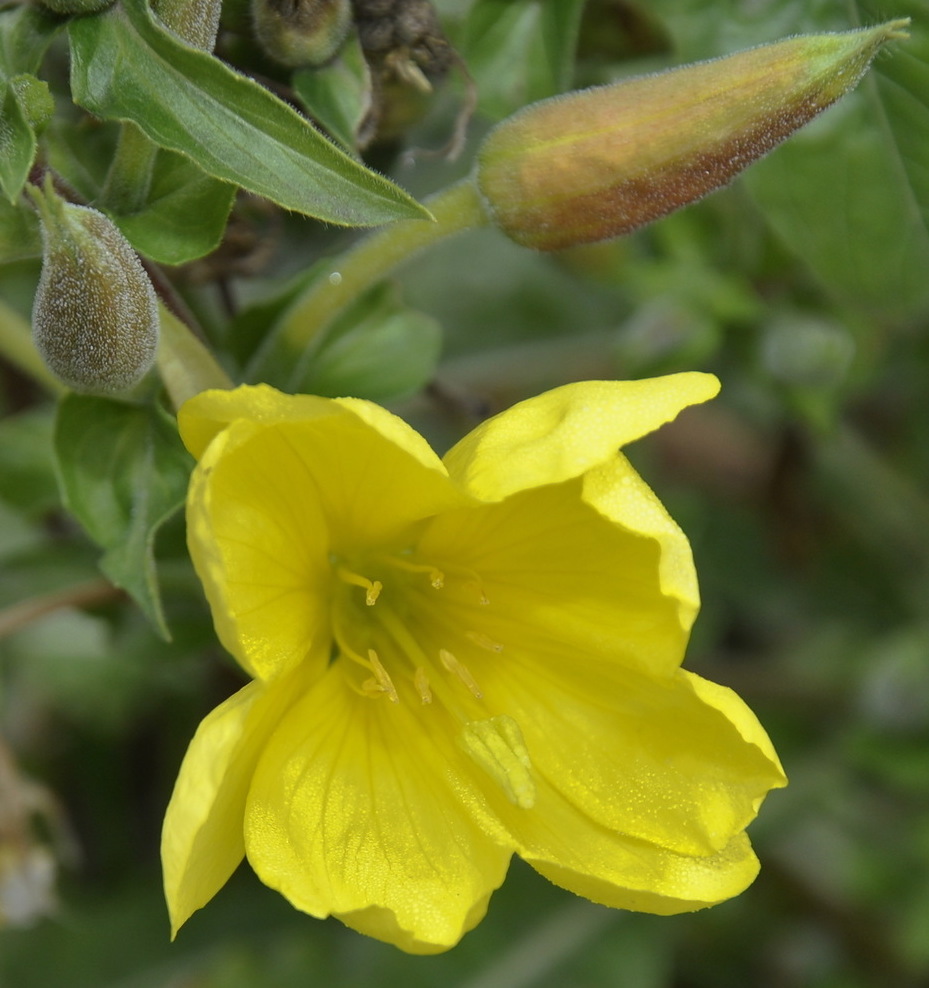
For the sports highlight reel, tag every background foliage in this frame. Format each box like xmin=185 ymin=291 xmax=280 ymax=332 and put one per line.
xmin=2 ymin=0 xmax=929 ymax=985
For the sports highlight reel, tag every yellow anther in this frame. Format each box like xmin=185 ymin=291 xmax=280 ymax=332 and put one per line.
xmin=466 ymin=631 xmax=503 ymax=653
xmin=439 ymin=648 xmax=482 ymax=699
xmin=367 ymin=649 xmax=398 ymax=703
xmin=414 ymin=667 xmax=433 ymax=704
xmin=336 ymin=565 xmax=382 ymax=605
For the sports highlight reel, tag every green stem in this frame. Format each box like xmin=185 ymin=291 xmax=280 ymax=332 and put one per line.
xmin=258 ymin=178 xmax=489 ymax=387
xmin=157 ymin=304 xmax=233 ymax=410
xmin=101 ymin=122 xmax=158 ymax=216
xmin=0 ymin=297 xmax=65 ymax=394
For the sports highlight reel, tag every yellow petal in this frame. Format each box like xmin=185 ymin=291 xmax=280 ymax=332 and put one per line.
xmin=418 ymin=463 xmax=691 ymax=678
xmin=443 ymin=374 xmax=719 ymax=502
xmin=583 ymin=454 xmax=700 ymax=636
xmin=482 ymin=769 xmax=764 ymax=914
xmin=178 ymin=384 xmax=336 ymax=461
xmin=162 ymin=672 xmax=302 ymax=936
xmin=244 ymin=665 xmax=511 ymax=952
xmin=187 ymin=403 xmax=466 ymax=680
xmin=533 ymin=826 xmax=762 ymax=916
xmin=186 ymin=420 xmax=332 ymax=681
xmin=479 ymin=652 xmax=786 ymax=857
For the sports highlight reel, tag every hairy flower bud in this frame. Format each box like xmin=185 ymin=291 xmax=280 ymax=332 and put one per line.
xmin=252 ymin=0 xmax=352 ymax=68
xmin=477 ymin=20 xmax=909 ymax=251
xmin=28 ymin=181 xmax=159 ymax=394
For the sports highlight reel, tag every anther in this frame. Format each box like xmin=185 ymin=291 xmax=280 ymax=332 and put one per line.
xmin=414 ymin=667 xmax=433 ymax=704
xmin=466 ymin=631 xmax=503 ymax=653
xmin=439 ymin=648 xmax=483 ymax=698
xmin=367 ymin=649 xmax=398 ymax=703
xmin=336 ymin=565 xmax=382 ymax=606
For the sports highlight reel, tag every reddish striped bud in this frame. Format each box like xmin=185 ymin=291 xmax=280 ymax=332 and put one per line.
xmin=477 ymin=20 xmax=909 ymax=251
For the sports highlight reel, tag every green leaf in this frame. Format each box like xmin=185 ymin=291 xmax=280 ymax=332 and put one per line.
xmin=0 ymin=80 xmax=37 ymax=203
xmin=112 ymin=150 xmax=236 ymax=264
xmin=53 ymin=396 xmax=193 ymax=639
xmin=67 ymin=0 xmax=431 ymax=227
xmin=0 ymin=194 xmax=40 ymax=261
xmin=292 ymin=33 xmax=370 ymax=153
xmin=0 ymin=406 xmax=59 ymax=517
xmin=463 ymin=0 xmax=586 ymax=119
xmin=300 ymin=287 xmax=443 ymax=401
xmin=0 ymin=4 xmax=62 ymax=77
xmin=45 ymin=109 xmax=235 ymax=264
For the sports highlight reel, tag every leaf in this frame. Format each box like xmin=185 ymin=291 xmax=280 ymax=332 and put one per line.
xmin=54 ymin=396 xmax=193 ymax=639
xmin=67 ymin=0 xmax=431 ymax=227
xmin=112 ymin=149 xmax=236 ymax=264
xmin=0 ymin=81 xmax=36 ymax=203
xmin=300 ymin=289 xmax=443 ymax=401
xmin=0 ymin=193 xmax=40 ymax=261
xmin=0 ymin=4 xmax=62 ymax=76
xmin=0 ymin=406 xmax=59 ymax=517
xmin=293 ymin=33 xmax=370 ymax=153
xmin=463 ymin=0 xmax=587 ymax=119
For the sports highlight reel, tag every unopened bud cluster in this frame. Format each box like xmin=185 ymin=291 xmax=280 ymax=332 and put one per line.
xmin=477 ymin=21 xmax=909 ymax=251
xmin=28 ymin=180 xmax=159 ymax=394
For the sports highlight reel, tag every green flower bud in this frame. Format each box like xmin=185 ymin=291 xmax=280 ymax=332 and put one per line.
xmin=28 ymin=180 xmax=159 ymax=394
xmin=477 ymin=20 xmax=909 ymax=251
xmin=252 ymin=0 xmax=352 ymax=68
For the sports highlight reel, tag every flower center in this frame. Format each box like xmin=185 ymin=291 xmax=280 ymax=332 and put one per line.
xmin=329 ymin=547 xmax=497 ymax=713
xmin=328 ymin=546 xmax=537 ymax=809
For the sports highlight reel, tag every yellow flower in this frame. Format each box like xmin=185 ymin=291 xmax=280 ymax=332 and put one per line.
xmin=162 ymin=374 xmax=786 ymax=953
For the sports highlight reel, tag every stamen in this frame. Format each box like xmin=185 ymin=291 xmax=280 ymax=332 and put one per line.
xmin=366 ymin=649 xmax=399 ymax=703
xmin=378 ymin=554 xmax=445 ymax=588
xmin=335 ymin=565 xmax=382 ymax=606
xmin=466 ymin=631 xmax=503 ymax=653
xmin=414 ymin=667 xmax=433 ymax=704
xmin=439 ymin=649 xmax=483 ymax=699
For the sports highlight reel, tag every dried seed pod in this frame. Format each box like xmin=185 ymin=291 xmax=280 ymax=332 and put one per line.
xmin=28 ymin=180 xmax=159 ymax=394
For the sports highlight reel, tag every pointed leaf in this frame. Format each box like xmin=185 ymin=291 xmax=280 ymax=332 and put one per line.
xmin=67 ymin=0 xmax=430 ymax=226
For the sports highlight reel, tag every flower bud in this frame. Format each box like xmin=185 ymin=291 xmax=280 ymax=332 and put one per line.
xmin=252 ymin=0 xmax=352 ymax=68
xmin=477 ymin=20 xmax=909 ymax=251
xmin=28 ymin=180 xmax=159 ymax=394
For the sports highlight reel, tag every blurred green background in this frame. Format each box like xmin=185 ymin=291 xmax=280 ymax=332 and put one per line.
xmin=2 ymin=0 xmax=929 ymax=985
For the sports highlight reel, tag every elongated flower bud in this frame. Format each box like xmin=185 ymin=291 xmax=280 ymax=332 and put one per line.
xmin=252 ymin=0 xmax=352 ymax=68
xmin=28 ymin=181 xmax=159 ymax=394
xmin=477 ymin=20 xmax=909 ymax=251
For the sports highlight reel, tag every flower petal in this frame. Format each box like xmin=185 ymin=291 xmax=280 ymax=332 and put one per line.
xmin=162 ymin=673 xmax=302 ymax=936
xmin=418 ymin=459 xmax=693 ymax=678
xmin=479 ymin=650 xmax=786 ymax=857
xmin=244 ymin=665 xmax=512 ymax=953
xmin=443 ymin=374 xmax=719 ymax=502
xmin=178 ymin=384 xmax=336 ymax=461
xmin=187 ymin=400 xmax=467 ymax=681
xmin=187 ymin=420 xmax=332 ymax=681
xmin=470 ymin=764 xmax=765 ymax=914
